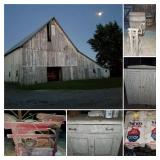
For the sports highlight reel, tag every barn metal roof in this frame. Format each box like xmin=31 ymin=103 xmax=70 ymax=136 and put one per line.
xmin=4 ymin=17 xmax=104 ymax=68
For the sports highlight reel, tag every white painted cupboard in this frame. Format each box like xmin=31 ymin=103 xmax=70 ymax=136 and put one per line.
xmin=124 ymin=65 xmax=156 ymax=105
xmin=67 ymin=116 xmax=122 ymax=156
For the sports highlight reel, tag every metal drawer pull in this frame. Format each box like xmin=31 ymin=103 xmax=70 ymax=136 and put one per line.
xmin=105 ymin=128 xmax=114 ymax=131
xmin=68 ymin=128 xmax=77 ymax=131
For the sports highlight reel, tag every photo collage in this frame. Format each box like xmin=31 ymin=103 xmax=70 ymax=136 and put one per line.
xmin=4 ymin=4 xmax=156 ymax=156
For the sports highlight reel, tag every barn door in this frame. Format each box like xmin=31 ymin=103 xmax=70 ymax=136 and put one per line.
xmin=47 ymin=67 xmax=62 ymax=81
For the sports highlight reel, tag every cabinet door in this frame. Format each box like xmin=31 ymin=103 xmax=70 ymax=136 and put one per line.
xmin=67 ymin=133 xmax=90 ymax=156
xmin=93 ymin=134 xmax=121 ymax=156
xmin=94 ymin=136 xmax=113 ymax=155
xmin=125 ymin=70 xmax=141 ymax=104
xmin=140 ymin=70 xmax=156 ymax=105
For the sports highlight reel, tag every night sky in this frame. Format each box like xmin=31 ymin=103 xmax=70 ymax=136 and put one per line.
xmin=4 ymin=4 xmax=122 ymax=60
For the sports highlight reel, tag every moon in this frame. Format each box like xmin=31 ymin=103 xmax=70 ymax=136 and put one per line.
xmin=96 ymin=11 xmax=104 ymax=17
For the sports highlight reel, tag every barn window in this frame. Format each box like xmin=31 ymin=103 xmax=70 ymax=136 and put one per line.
xmin=16 ymin=70 xmax=18 ymax=77
xmin=93 ymin=69 xmax=96 ymax=73
xmin=47 ymin=23 xmax=51 ymax=42
xmin=9 ymin=72 xmax=10 ymax=77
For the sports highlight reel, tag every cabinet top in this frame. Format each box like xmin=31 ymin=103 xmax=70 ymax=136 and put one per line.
xmin=126 ymin=65 xmax=156 ymax=69
xmin=68 ymin=115 xmax=122 ymax=125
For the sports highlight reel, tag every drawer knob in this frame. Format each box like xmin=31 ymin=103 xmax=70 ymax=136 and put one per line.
xmin=68 ymin=128 xmax=77 ymax=131
xmin=105 ymin=128 xmax=114 ymax=131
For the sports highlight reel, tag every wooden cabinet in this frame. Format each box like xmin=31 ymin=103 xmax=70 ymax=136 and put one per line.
xmin=67 ymin=119 xmax=122 ymax=156
xmin=68 ymin=133 xmax=90 ymax=155
xmin=124 ymin=65 xmax=156 ymax=105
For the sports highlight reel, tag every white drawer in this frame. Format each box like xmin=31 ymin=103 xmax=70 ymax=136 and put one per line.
xmin=67 ymin=124 xmax=121 ymax=134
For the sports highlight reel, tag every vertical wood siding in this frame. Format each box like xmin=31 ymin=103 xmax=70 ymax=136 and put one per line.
xmin=4 ymin=48 xmax=23 ymax=83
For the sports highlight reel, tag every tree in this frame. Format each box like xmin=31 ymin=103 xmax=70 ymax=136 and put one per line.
xmin=88 ymin=21 xmax=122 ymax=77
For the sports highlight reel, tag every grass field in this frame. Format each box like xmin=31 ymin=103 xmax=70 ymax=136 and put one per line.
xmin=5 ymin=78 xmax=122 ymax=90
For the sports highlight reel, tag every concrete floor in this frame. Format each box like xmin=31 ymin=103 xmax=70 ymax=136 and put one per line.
xmin=124 ymin=27 xmax=156 ymax=57
xmin=5 ymin=87 xmax=122 ymax=109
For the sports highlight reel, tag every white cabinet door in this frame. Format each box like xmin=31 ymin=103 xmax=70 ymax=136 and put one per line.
xmin=67 ymin=133 xmax=91 ymax=156
xmin=140 ymin=70 xmax=156 ymax=105
xmin=93 ymin=134 xmax=121 ymax=156
xmin=68 ymin=133 xmax=121 ymax=156
xmin=93 ymin=135 xmax=113 ymax=156
xmin=125 ymin=69 xmax=141 ymax=104
xmin=149 ymin=70 xmax=156 ymax=105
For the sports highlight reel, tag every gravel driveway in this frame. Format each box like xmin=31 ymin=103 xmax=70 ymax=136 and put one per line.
xmin=5 ymin=88 xmax=122 ymax=109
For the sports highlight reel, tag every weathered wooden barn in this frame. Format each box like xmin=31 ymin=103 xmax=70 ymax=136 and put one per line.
xmin=5 ymin=17 xmax=109 ymax=84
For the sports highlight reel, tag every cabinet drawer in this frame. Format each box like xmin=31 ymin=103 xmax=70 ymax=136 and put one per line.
xmin=68 ymin=124 xmax=121 ymax=134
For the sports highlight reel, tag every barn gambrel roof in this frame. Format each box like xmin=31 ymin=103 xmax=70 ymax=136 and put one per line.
xmin=5 ymin=17 xmax=101 ymax=67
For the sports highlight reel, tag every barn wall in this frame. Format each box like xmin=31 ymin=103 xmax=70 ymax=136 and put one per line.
xmin=22 ymin=66 xmax=47 ymax=84
xmin=62 ymin=67 xmax=72 ymax=81
xmin=65 ymin=52 xmax=110 ymax=80
xmin=9 ymin=20 xmax=109 ymax=84
xmin=4 ymin=48 xmax=23 ymax=83
xmin=22 ymin=22 xmax=77 ymax=67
